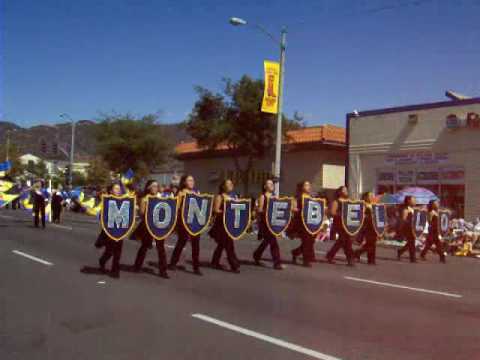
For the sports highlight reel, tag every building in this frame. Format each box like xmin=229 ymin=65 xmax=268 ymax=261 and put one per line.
xmin=176 ymin=125 xmax=347 ymax=198
xmin=347 ymin=96 xmax=480 ymax=220
xmin=19 ymin=154 xmax=90 ymax=177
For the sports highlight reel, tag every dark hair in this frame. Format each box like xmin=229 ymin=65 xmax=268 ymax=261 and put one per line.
xmin=262 ymin=178 xmax=274 ymax=194
xmin=107 ymin=182 xmax=121 ymax=194
xmin=296 ymin=180 xmax=309 ymax=198
xmin=428 ymin=199 xmax=437 ymax=212
xmin=218 ymin=179 xmax=233 ymax=194
xmin=404 ymin=195 xmax=412 ymax=206
xmin=335 ymin=186 xmax=347 ymax=199
xmin=179 ymin=174 xmax=193 ymax=191
xmin=142 ymin=179 xmax=157 ymax=197
xmin=362 ymin=191 xmax=372 ymax=201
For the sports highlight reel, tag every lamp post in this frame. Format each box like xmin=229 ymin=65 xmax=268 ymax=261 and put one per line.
xmin=59 ymin=113 xmax=75 ymax=186
xmin=229 ymin=17 xmax=287 ymax=196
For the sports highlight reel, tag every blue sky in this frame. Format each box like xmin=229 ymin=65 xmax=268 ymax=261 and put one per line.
xmin=1 ymin=0 xmax=479 ymax=127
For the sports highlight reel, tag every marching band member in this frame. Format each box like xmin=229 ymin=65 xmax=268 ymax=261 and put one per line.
xmin=326 ymin=186 xmax=355 ymax=266
xmin=354 ymin=191 xmax=378 ymax=265
xmin=253 ymin=179 xmax=284 ymax=270
xmin=168 ymin=174 xmax=203 ymax=275
xmin=32 ymin=181 xmax=48 ymax=229
xmin=397 ymin=195 xmax=417 ymax=263
xmin=132 ymin=180 xmax=169 ymax=278
xmin=290 ymin=180 xmax=317 ymax=267
xmin=51 ymin=188 xmax=64 ymax=224
xmin=209 ymin=179 xmax=240 ymax=273
xmin=98 ymin=183 xmax=124 ymax=278
xmin=420 ymin=200 xmax=446 ymax=263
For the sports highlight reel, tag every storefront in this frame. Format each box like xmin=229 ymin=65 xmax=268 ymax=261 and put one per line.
xmin=347 ymin=97 xmax=480 ymax=220
xmin=176 ymin=125 xmax=347 ymax=198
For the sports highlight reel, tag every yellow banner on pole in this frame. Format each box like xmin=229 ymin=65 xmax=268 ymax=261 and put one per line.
xmin=261 ymin=60 xmax=280 ymax=114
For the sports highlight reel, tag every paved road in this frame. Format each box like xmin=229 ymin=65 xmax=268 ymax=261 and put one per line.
xmin=1 ymin=209 xmax=479 ymax=360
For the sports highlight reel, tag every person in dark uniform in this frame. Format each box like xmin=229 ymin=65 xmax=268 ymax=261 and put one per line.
xmin=420 ymin=200 xmax=446 ymax=263
xmin=98 ymin=183 xmax=125 ymax=278
xmin=32 ymin=181 xmax=48 ymax=229
xmin=132 ymin=180 xmax=169 ymax=278
xmin=290 ymin=180 xmax=318 ymax=267
xmin=397 ymin=195 xmax=417 ymax=263
xmin=326 ymin=186 xmax=355 ymax=266
xmin=51 ymin=189 xmax=64 ymax=224
xmin=354 ymin=191 xmax=378 ymax=265
xmin=209 ymin=179 xmax=240 ymax=273
xmin=253 ymin=179 xmax=284 ymax=270
xmin=168 ymin=174 xmax=203 ymax=275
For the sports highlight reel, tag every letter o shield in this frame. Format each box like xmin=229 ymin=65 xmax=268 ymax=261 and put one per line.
xmin=145 ymin=196 xmax=178 ymax=240
xmin=301 ymin=195 xmax=325 ymax=235
xmin=413 ymin=209 xmax=427 ymax=238
xmin=101 ymin=194 xmax=136 ymax=241
xmin=439 ymin=210 xmax=450 ymax=237
xmin=181 ymin=192 xmax=214 ymax=236
xmin=341 ymin=200 xmax=365 ymax=236
xmin=265 ymin=197 xmax=293 ymax=237
xmin=223 ymin=198 xmax=252 ymax=240
xmin=372 ymin=204 xmax=387 ymax=236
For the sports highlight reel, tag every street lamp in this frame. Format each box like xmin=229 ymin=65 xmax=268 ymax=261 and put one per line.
xmin=59 ymin=113 xmax=75 ymax=187
xmin=229 ymin=17 xmax=287 ymax=196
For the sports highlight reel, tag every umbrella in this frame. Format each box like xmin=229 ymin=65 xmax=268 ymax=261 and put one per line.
xmin=376 ymin=193 xmax=401 ymax=204
xmin=394 ymin=187 xmax=439 ymax=205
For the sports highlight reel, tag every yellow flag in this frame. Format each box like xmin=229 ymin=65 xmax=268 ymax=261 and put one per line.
xmin=261 ymin=60 xmax=280 ymax=114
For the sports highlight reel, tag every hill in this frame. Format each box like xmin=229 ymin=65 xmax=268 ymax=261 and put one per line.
xmin=0 ymin=120 xmax=190 ymax=161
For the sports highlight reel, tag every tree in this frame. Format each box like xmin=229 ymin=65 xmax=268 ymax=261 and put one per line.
xmin=34 ymin=159 xmax=48 ymax=179
xmin=86 ymin=157 xmax=111 ymax=187
xmin=72 ymin=171 xmax=87 ymax=187
xmin=0 ymin=143 xmax=24 ymax=178
xmin=184 ymin=75 xmax=303 ymax=195
xmin=95 ymin=113 xmax=171 ymax=180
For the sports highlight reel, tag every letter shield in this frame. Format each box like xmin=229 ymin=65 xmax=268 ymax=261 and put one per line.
xmin=301 ymin=195 xmax=325 ymax=235
xmin=340 ymin=200 xmax=365 ymax=236
xmin=101 ymin=194 xmax=136 ymax=241
xmin=413 ymin=209 xmax=428 ymax=238
xmin=438 ymin=210 xmax=450 ymax=237
xmin=145 ymin=196 xmax=179 ymax=240
xmin=265 ymin=197 xmax=293 ymax=237
xmin=223 ymin=198 xmax=252 ymax=240
xmin=181 ymin=192 xmax=214 ymax=236
xmin=372 ymin=204 xmax=387 ymax=236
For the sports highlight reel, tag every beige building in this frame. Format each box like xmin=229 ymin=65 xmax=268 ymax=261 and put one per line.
xmin=347 ymin=96 xmax=480 ymax=220
xmin=176 ymin=125 xmax=347 ymax=198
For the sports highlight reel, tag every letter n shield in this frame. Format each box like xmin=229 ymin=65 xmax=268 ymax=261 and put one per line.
xmin=145 ymin=196 xmax=179 ymax=240
xmin=439 ymin=210 xmax=450 ymax=237
xmin=372 ymin=204 xmax=387 ymax=236
xmin=223 ymin=198 xmax=252 ymax=240
xmin=301 ymin=195 xmax=325 ymax=235
xmin=413 ymin=209 xmax=427 ymax=238
xmin=101 ymin=194 xmax=136 ymax=241
xmin=265 ymin=197 xmax=293 ymax=237
xmin=341 ymin=200 xmax=365 ymax=236
xmin=181 ymin=192 xmax=214 ymax=236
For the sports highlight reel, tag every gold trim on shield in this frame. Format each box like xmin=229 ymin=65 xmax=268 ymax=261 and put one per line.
xmin=339 ymin=199 xmax=365 ymax=236
xmin=180 ymin=192 xmax=214 ymax=237
xmin=100 ymin=193 xmax=137 ymax=241
xmin=264 ymin=196 xmax=293 ymax=237
xmin=144 ymin=195 xmax=179 ymax=241
xmin=300 ymin=194 xmax=326 ymax=236
xmin=222 ymin=198 xmax=252 ymax=241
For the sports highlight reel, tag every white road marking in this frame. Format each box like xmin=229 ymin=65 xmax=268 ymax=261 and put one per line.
xmin=51 ymin=223 xmax=73 ymax=230
xmin=12 ymin=250 xmax=53 ymax=266
xmin=344 ymin=276 xmax=462 ymax=298
xmin=166 ymin=244 xmax=175 ymax=249
xmin=97 ymin=280 xmax=106 ymax=285
xmin=0 ymin=214 xmax=14 ymax=219
xmin=192 ymin=313 xmax=342 ymax=360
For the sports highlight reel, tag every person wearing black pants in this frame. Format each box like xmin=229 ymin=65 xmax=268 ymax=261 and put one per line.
xmin=51 ymin=190 xmax=63 ymax=224
xmin=397 ymin=196 xmax=417 ymax=263
xmin=420 ymin=200 xmax=446 ymax=263
xmin=210 ymin=179 xmax=240 ymax=273
xmin=32 ymin=182 xmax=47 ymax=228
xmin=168 ymin=175 xmax=203 ymax=275
xmin=253 ymin=179 xmax=284 ymax=270
xmin=354 ymin=192 xmax=378 ymax=265
xmin=132 ymin=180 xmax=169 ymax=278
xmin=326 ymin=186 xmax=354 ymax=266
xmin=99 ymin=239 xmax=123 ymax=278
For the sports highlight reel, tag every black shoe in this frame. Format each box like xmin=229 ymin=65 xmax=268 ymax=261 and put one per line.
xmin=253 ymin=256 xmax=264 ymax=266
xmin=132 ymin=266 xmax=142 ymax=273
xmin=368 ymin=261 xmax=376 ymax=265
xmin=167 ymin=264 xmax=177 ymax=271
xmin=420 ymin=255 xmax=426 ymax=261
xmin=347 ymin=262 xmax=355 ymax=267
xmin=211 ymin=263 xmax=225 ymax=271
xmin=440 ymin=258 xmax=446 ymax=264
xmin=158 ymin=271 xmax=170 ymax=279
xmin=231 ymin=268 xmax=240 ymax=274
xmin=110 ymin=271 xmax=120 ymax=279
xmin=410 ymin=259 xmax=417 ymax=263
xmin=302 ymin=262 xmax=312 ymax=268
xmin=193 ymin=268 xmax=203 ymax=276
xmin=291 ymin=252 xmax=298 ymax=264
xmin=397 ymin=250 xmax=401 ymax=260
xmin=99 ymin=260 xmax=107 ymax=273
xmin=326 ymin=256 xmax=336 ymax=264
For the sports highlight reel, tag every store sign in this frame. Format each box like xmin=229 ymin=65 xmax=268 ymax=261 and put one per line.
xmin=385 ymin=152 xmax=448 ymax=166
xmin=446 ymin=113 xmax=480 ymax=130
